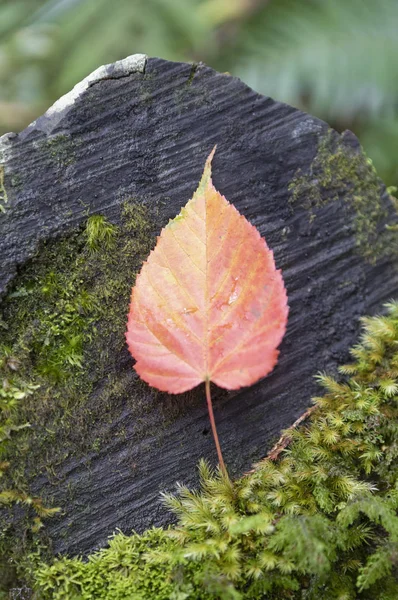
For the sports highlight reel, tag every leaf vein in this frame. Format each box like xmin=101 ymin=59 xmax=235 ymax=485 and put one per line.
xmin=209 ymin=231 xmax=246 ymax=311
xmin=211 ymin=278 xmax=280 ymax=373
xmin=134 ymin=295 xmax=201 ymax=375
xmin=182 ymin=214 xmax=206 ymax=244
xmin=207 ymin=203 xmax=234 ymax=273
xmin=211 ymin=252 xmax=264 ymax=331
xmin=143 ymin=268 xmax=203 ymax=357
xmin=168 ymin=228 xmax=206 ymax=275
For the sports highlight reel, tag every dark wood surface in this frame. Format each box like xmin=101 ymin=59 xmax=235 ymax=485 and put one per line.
xmin=1 ymin=55 xmax=397 ymax=555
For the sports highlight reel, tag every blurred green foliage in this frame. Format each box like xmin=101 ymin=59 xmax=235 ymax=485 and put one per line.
xmin=0 ymin=0 xmax=397 ymax=187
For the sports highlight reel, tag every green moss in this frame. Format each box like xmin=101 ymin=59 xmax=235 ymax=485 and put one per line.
xmin=1 ymin=201 xmax=154 ymax=458
xmin=31 ymin=302 xmax=398 ymax=600
xmin=0 ymin=202 xmax=156 ymax=589
xmin=289 ymin=130 xmax=398 ymax=263
xmin=33 ymin=528 xmax=203 ymax=600
xmin=85 ymin=214 xmax=118 ymax=251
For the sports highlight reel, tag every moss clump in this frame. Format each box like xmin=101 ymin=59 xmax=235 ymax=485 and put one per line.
xmin=84 ymin=214 xmax=118 ymax=251
xmin=30 ymin=302 xmax=398 ymax=599
xmin=0 ymin=202 xmax=155 ymax=591
xmin=289 ymin=130 xmax=398 ymax=263
xmin=35 ymin=529 xmax=195 ymax=600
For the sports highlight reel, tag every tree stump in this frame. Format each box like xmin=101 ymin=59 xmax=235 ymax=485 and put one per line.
xmin=1 ymin=55 xmax=397 ymax=556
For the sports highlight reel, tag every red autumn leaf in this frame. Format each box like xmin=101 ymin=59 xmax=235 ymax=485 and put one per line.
xmin=127 ymin=147 xmax=288 ymax=473
xmin=126 ymin=148 xmax=288 ymax=395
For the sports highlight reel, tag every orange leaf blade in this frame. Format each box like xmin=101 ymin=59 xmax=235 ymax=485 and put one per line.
xmin=126 ymin=148 xmax=288 ymax=393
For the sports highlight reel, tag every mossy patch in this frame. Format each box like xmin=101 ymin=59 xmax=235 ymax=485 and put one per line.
xmin=0 ymin=201 xmax=157 ymax=588
xmin=0 ymin=201 xmax=156 ymax=467
xmin=289 ymin=130 xmax=398 ymax=263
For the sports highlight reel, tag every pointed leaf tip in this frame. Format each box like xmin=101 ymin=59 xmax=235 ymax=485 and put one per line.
xmin=126 ymin=150 xmax=288 ymax=394
xmin=206 ymin=145 xmax=217 ymax=168
xmin=197 ymin=145 xmax=217 ymax=192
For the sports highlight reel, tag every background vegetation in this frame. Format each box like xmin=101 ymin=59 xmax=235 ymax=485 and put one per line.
xmin=0 ymin=0 xmax=398 ymax=187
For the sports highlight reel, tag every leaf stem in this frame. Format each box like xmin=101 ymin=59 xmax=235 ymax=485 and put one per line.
xmin=205 ymin=378 xmax=228 ymax=477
